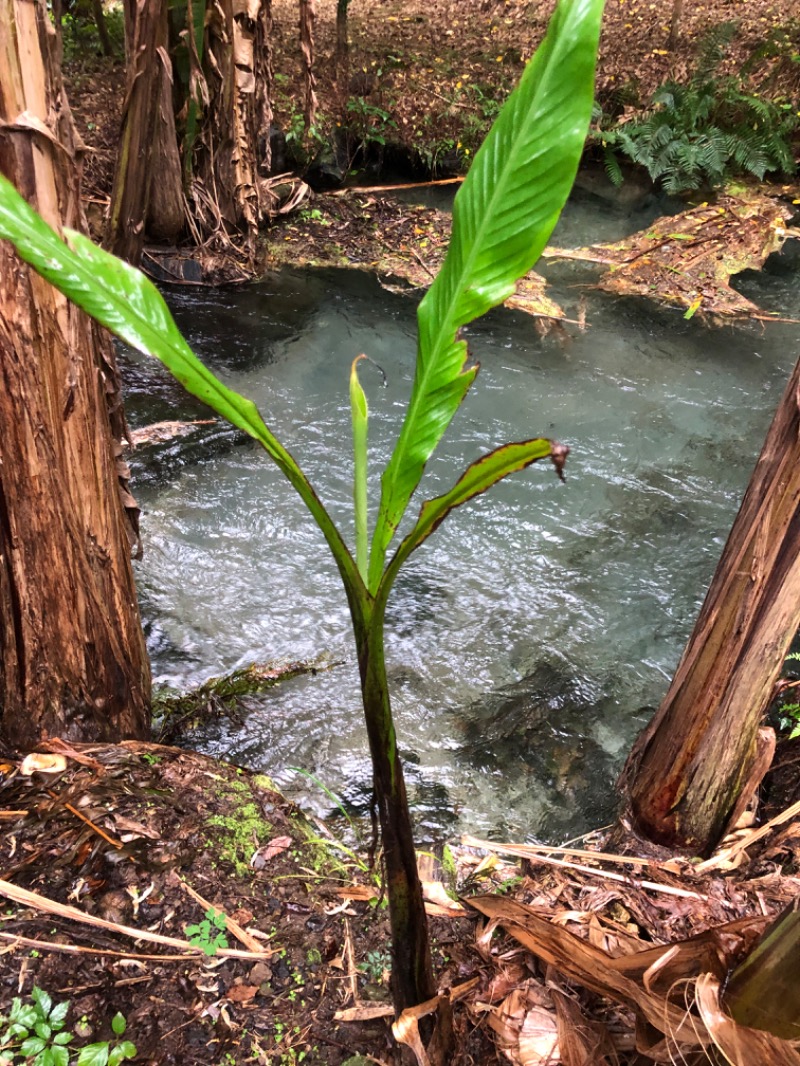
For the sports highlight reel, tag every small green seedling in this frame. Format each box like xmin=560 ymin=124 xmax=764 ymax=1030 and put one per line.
xmin=76 ymin=1013 xmax=137 ymax=1066
xmin=0 ymin=992 xmax=136 ymax=1066
xmin=185 ymin=907 xmax=229 ymax=956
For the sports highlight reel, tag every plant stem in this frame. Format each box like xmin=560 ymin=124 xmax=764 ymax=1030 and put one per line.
xmin=352 ymin=597 xmax=436 ymax=1011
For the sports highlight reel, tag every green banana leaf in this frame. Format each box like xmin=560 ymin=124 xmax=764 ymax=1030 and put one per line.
xmin=377 ymin=438 xmax=564 ymax=607
xmin=0 ymin=173 xmax=359 ymax=593
xmin=368 ymin=0 xmax=603 ymax=591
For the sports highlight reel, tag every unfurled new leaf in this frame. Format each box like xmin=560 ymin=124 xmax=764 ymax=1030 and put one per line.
xmin=350 ymin=355 xmax=370 ymax=581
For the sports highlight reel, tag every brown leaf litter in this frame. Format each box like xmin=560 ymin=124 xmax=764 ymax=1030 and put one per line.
xmin=544 ymin=189 xmax=800 ymax=322
xmin=0 ymin=742 xmax=496 ymax=1065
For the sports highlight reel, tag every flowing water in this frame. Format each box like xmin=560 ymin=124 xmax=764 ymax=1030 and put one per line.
xmin=123 ymin=189 xmax=800 ymax=844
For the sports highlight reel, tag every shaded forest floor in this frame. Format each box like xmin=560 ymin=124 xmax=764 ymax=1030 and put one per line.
xmin=67 ymin=0 xmax=800 ymax=202
xmin=1 ymin=741 xmax=800 ymax=1064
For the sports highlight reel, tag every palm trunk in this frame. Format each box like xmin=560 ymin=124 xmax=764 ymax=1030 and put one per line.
xmin=620 ymin=353 xmax=800 ymax=854
xmin=0 ymin=0 xmax=151 ymax=747
xmin=191 ymin=0 xmax=272 ymax=256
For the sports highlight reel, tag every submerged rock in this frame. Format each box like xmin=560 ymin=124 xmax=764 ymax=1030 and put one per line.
xmin=457 ymin=657 xmax=617 ymax=833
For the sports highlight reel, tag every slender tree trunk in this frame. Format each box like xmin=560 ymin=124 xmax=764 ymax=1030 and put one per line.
xmin=667 ymin=0 xmax=684 ymax=50
xmin=620 ymin=354 xmax=800 ymax=855
xmin=355 ymin=601 xmax=436 ymax=1012
xmin=299 ymin=0 xmax=318 ymax=133
xmin=335 ymin=0 xmax=349 ymax=88
xmin=91 ymin=0 xmax=115 ymax=56
xmin=0 ymin=0 xmax=151 ymax=747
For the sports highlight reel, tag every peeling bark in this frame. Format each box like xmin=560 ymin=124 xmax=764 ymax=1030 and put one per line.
xmin=191 ymin=0 xmax=273 ymax=255
xmin=0 ymin=0 xmax=151 ymax=747
xmin=621 ymin=354 xmax=800 ymax=855
xmin=107 ymin=0 xmax=169 ymax=263
xmin=299 ymin=0 xmax=318 ymax=133
xmin=146 ymin=44 xmax=185 ymax=240
xmin=109 ymin=0 xmax=274 ymax=261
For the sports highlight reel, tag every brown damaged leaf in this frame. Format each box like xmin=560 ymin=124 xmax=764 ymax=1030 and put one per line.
xmin=545 ymin=191 xmax=795 ymax=321
xmin=488 ymin=981 xmax=560 ymax=1066
xmin=250 ymin=835 xmax=292 ymax=868
xmin=467 ymin=892 xmax=790 ymax=1062
xmin=466 ymin=894 xmax=711 ymax=1057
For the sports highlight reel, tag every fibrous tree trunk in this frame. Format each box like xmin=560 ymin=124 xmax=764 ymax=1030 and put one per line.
xmin=191 ymin=0 xmax=273 ymax=255
xmin=0 ymin=0 xmax=151 ymax=747
xmin=110 ymin=0 xmax=274 ymax=262
xmin=620 ymin=353 xmax=800 ymax=855
xmin=146 ymin=35 xmax=185 ymax=240
xmin=299 ymin=0 xmax=318 ymax=133
xmin=107 ymin=0 xmax=177 ymax=263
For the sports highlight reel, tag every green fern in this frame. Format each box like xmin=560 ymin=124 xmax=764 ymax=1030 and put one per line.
xmin=592 ymin=21 xmax=798 ymax=193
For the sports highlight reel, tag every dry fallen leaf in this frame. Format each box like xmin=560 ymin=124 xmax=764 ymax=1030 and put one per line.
xmin=225 ymin=984 xmax=259 ymax=1004
xmin=20 ymin=753 xmax=67 ymax=775
xmin=250 ymin=835 xmax=292 ymax=869
xmin=334 ymin=1003 xmax=395 ymax=1022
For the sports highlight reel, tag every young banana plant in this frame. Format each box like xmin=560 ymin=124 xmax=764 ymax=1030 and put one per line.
xmin=0 ymin=0 xmax=603 ymax=1015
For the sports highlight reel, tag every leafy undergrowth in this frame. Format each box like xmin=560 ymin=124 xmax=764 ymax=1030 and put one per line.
xmin=1 ymin=740 xmax=800 ymax=1064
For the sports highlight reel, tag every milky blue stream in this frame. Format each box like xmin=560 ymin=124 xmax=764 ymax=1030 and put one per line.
xmin=124 ymin=191 xmax=800 ymax=843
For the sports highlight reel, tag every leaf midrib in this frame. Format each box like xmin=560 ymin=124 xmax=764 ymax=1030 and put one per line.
xmin=375 ymin=31 xmax=565 ymax=562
